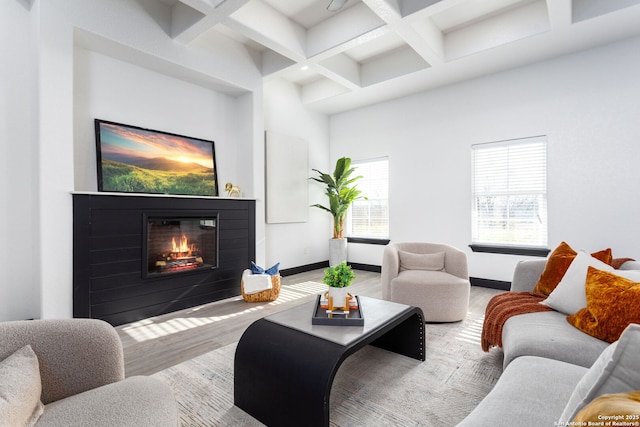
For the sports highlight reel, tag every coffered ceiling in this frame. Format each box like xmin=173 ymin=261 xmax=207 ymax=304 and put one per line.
xmin=151 ymin=0 xmax=640 ymax=114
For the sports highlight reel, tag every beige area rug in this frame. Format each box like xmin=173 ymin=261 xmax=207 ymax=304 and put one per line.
xmin=153 ymin=285 xmax=504 ymax=427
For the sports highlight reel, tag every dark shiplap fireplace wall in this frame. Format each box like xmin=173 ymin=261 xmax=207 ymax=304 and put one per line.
xmin=73 ymin=193 xmax=255 ymax=326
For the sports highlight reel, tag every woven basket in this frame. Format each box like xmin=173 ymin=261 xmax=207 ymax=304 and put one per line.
xmin=241 ymin=274 xmax=281 ymax=302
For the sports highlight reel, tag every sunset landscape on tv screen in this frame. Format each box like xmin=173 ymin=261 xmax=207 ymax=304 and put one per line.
xmin=95 ymin=120 xmax=218 ymax=196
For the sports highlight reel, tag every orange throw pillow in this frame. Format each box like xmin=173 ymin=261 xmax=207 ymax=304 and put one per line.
xmin=567 ymin=267 xmax=640 ymax=343
xmin=533 ymin=242 xmax=612 ymax=296
xmin=573 ymin=391 xmax=640 ymax=423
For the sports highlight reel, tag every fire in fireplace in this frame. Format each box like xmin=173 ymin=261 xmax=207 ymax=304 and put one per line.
xmin=144 ymin=214 xmax=218 ymax=277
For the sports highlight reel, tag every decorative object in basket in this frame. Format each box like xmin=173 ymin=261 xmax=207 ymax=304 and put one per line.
xmin=241 ymin=262 xmax=280 ymax=302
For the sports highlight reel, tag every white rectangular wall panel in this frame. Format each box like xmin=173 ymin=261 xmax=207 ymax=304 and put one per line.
xmin=265 ymin=131 xmax=309 ymax=223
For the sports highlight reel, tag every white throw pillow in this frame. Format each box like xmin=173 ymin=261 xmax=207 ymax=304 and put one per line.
xmin=540 ymin=251 xmax=614 ymax=315
xmin=0 ymin=345 xmax=45 ymax=427
xmin=558 ymin=323 xmax=640 ymax=423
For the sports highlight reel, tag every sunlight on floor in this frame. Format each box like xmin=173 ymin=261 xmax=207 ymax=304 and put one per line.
xmin=120 ymin=281 xmax=324 ymax=343
xmin=285 ymin=281 xmax=328 ymax=294
xmin=455 ymin=314 xmax=484 ymax=345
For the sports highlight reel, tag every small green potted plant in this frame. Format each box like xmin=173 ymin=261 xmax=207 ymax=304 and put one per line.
xmin=322 ymin=261 xmax=356 ymax=308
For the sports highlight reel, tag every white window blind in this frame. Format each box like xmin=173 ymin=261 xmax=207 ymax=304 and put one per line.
xmin=347 ymin=158 xmax=389 ymax=239
xmin=471 ymin=136 xmax=547 ymax=247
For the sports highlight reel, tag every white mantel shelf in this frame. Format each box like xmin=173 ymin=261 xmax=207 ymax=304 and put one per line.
xmin=71 ymin=191 xmax=256 ymax=201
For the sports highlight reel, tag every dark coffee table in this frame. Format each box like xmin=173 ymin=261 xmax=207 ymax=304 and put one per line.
xmin=234 ymin=296 xmax=425 ymax=427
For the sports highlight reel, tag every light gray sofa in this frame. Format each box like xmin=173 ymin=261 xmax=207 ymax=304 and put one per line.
xmin=0 ymin=318 xmax=178 ymax=427
xmin=457 ymin=259 xmax=640 ymax=427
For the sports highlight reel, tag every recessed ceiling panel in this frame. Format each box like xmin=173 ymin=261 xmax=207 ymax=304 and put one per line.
xmin=262 ymin=0 xmax=361 ymax=29
xmin=215 ymin=23 xmax=268 ymax=52
xmin=442 ymin=0 xmax=550 ymax=61
xmin=360 ymin=46 xmax=430 ymax=86
xmin=343 ymin=31 xmax=407 ymax=63
xmin=279 ymin=66 xmax=326 ymax=86
xmin=306 ymin=2 xmax=386 ymax=57
xmin=573 ymin=0 xmax=640 ymax=23
xmin=431 ymin=0 xmax=536 ymax=33
xmin=400 ymin=0 xmax=444 ymax=18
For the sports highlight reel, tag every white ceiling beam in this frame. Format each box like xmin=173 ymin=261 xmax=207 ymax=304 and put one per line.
xmin=261 ymin=50 xmax=296 ymax=77
xmin=546 ymin=0 xmax=572 ymax=30
xmin=400 ymin=0 xmax=448 ymax=17
xmin=319 ymin=54 xmax=362 ymax=88
xmin=314 ymin=69 xmax=361 ymax=92
xmin=224 ymin=0 xmax=307 ymax=61
xmin=396 ymin=18 xmax=443 ymax=66
xmin=361 ymin=46 xmax=429 ymax=86
xmin=171 ymin=2 xmax=205 ymax=40
xmin=307 ymin=26 xmax=390 ymax=64
xmin=178 ymin=0 xmax=217 ymax=14
xmin=301 ymin=78 xmax=352 ymax=105
xmin=361 ymin=0 xmax=403 ymax=24
xmin=403 ymin=0 xmax=468 ymax=18
xmin=172 ymin=0 xmax=250 ymax=44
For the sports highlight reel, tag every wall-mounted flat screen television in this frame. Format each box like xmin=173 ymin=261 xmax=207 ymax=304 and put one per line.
xmin=95 ymin=119 xmax=219 ymax=197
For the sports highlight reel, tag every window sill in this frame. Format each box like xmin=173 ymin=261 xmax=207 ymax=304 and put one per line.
xmin=347 ymin=237 xmax=390 ymax=245
xmin=469 ymin=244 xmax=550 ymax=257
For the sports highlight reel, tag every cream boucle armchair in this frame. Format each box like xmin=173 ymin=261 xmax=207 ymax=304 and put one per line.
xmin=381 ymin=242 xmax=470 ymax=322
xmin=0 ymin=318 xmax=177 ymax=426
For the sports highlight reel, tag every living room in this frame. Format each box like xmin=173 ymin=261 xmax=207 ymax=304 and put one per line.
xmin=2 ymin=0 xmax=640 ymax=424
xmin=4 ymin=0 xmax=640 ymax=323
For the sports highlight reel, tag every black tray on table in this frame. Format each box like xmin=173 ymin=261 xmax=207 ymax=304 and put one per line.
xmin=311 ymin=294 xmax=364 ymax=326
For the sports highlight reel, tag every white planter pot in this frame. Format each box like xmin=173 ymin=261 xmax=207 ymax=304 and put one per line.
xmin=329 ymin=238 xmax=347 ymax=266
xmin=327 ymin=286 xmax=349 ymax=309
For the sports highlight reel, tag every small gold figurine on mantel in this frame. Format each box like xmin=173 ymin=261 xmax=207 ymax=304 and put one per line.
xmin=225 ymin=182 xmax=241 ymax=197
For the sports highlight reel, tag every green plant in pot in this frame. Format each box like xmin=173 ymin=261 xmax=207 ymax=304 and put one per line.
xmin=322 ymin=261 xmax=356 ymax=308
xmin=310 ymin=157 xmax=366 ymax=265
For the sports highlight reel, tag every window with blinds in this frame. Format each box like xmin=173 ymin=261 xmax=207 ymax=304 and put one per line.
xmin=347 ymin=158 xmax=389 ymax=239
xmin=471 ymin=136 xmax=547 ymax=248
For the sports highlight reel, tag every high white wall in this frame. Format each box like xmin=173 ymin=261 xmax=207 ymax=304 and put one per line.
xmin=0 ymin=0 xmax=40 ymax=321
xmin=263 ymin=79 xmax=331 ymax=269
xmin=73 ymin=48 xmax=243 ymax=193
xmin=330 ymin=35 xmax=640 ymax=281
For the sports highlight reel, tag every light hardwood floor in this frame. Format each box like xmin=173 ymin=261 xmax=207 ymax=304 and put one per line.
xmin=116 ymin=269 xmax=502 ymax=377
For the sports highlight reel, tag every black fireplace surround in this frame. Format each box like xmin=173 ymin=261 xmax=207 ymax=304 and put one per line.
xmin=73 ymin=194 xmax=255 ymax=326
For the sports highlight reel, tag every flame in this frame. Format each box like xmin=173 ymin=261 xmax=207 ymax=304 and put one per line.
xmin=172 ymin=235 xmax=190 ymax=253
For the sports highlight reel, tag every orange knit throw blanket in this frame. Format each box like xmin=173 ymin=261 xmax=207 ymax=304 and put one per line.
xmin=481 ymin=291 xmax=553 ymax=352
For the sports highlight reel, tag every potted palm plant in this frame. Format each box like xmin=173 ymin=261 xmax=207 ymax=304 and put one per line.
xmin=310 ymin=157 xmax=365 ymax=265
xmin=322 ymin=261 xmax=356 ymax=308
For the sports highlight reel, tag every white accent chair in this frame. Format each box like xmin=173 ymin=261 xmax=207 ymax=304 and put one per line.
xmin=381 ymin=242 xmax=471 ymax=322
